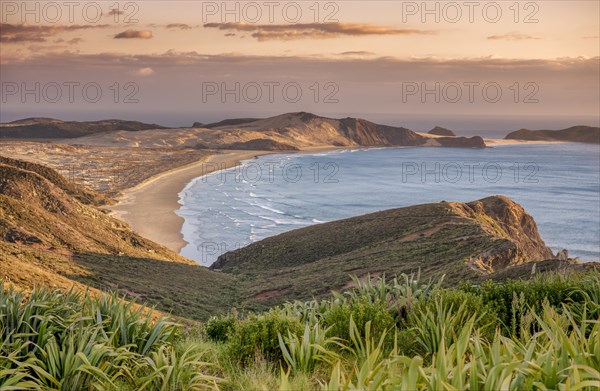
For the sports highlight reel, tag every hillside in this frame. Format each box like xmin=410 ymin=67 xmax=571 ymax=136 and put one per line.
xmin=56 ymin=112 xmax=486 ymax=149
xmin=0 ymin=118 xmax=166 ymax=139
xmin=505 ymin=126 xmax=600 ymax=144
xmin=0 ymin=156 xmax=236 ymax=319
xmin=212 ymin=195 xmax=555 ymax=308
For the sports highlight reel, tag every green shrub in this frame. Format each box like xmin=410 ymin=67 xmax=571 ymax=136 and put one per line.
xmin=322 ymin=295 xmax=395 ymax=350
xmin=205 ymin=315 xmax=237 ymax=343
xmin=226 ymin=310 xmax=303 ymax=366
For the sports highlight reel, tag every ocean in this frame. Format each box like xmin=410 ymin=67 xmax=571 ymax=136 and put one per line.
xmin=177 ymin=143 xmax=600 ymax=266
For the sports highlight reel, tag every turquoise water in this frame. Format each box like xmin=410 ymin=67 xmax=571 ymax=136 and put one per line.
xmin=177 ymin=144 xmax=600 ymax=266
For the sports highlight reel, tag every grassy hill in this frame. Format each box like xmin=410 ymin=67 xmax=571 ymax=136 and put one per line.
xmin=0 ymin=156 xmax=236 ymax=319
xmin=212 ymin=196 xmax=554 ymax=309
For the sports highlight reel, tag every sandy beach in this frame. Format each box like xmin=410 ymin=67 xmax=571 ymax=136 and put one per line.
xmin=107 ymin=150 xmax=272 ymax=252
xmin=483 ymin=138 xmax=566 ymax=146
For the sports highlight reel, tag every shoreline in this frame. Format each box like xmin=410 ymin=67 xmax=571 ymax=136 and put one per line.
xmin=106 ymin=150 xmax=274 ymax=252
xmin=105 ymin=140 xmax=569 ymax=256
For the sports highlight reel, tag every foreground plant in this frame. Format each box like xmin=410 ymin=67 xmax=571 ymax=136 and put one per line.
xmin=3 ymin=271 xmax=599 ymax=390
xmin=0 ymin=284 xmax=222 ymax=390
xmin=316 ymin=303 xmax=600 ymax=390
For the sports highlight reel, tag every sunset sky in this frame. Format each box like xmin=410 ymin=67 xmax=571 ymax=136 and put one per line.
xmin=1 ymin=1 xmax=599 ymax=130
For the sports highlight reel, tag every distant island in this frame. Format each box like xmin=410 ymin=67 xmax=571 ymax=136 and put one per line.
xmin=505 ymin=125 xmax=600 ymax=144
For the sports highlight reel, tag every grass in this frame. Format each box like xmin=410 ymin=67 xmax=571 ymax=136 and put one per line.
xmin=2 ymin=270 xmax=599 ymax=390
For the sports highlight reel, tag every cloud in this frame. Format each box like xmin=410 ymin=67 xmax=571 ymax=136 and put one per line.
xmin=204 ymin=22 xmax=435 ymax=41
xmin=27 ymin=44 xmax=68 ymax=52
xmin=136 ymin=67 xmax=155 ymax=76
xmin=9 ymin=50 xmax=595 ymax=77
xmin=583 ymin=35 xmax=599 ymax=39
xmin=487 ymin=32 xmax=542 ymax=41
xmin=114 ymin=29 xmax=153 ymax=39
xmin=2 ymin=51 xmax=597 ymax=121
xmin=339 ymin=51 xmax=376 ymax=56
xmin=0 ymin=23 xmax=109 ymax=43
xmin=166 ymin=23 xmax=192 ymax=30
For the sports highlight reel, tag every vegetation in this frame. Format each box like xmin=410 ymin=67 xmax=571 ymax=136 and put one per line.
xmin=0 ymin=284 xmax=221 ymax=390
xmin=2 ymin=270 xmax=599 ymax=390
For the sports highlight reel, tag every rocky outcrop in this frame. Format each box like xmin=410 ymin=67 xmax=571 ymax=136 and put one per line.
xmin=428 ymin=126 xmax=456 ymax=136
xmin=456 ymin=196 xmax=553 ymax=272
xmin=505 ymin=126 xmax=600 ymax=144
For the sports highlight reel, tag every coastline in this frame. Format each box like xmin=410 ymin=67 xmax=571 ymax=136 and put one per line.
xmin=106 ymin=150 xmax=273 ymax=252
xmin=105 ymin=140 xmax=568 ymax=256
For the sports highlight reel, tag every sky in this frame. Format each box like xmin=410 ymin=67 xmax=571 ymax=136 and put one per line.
xmin=1 ymin=1 xmax=599 ymax=130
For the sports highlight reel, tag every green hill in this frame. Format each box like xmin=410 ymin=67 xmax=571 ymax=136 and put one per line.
xmin=212 ymin=196 xmax=554 ymax=308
